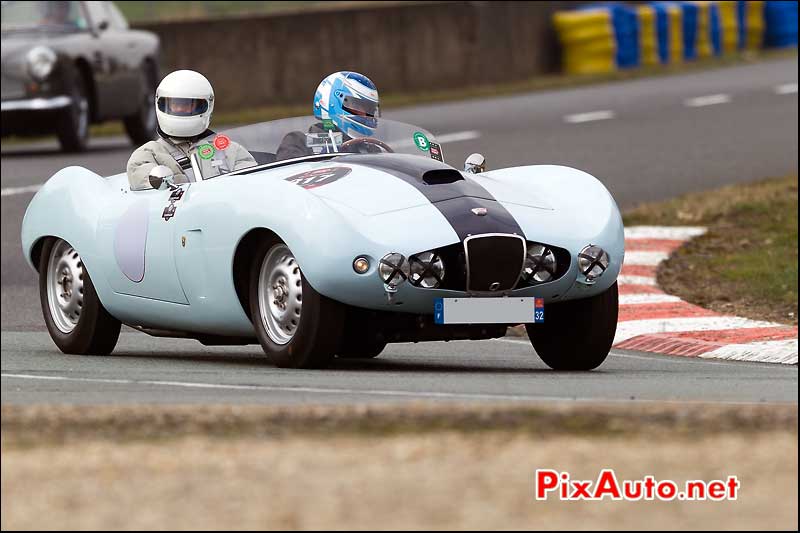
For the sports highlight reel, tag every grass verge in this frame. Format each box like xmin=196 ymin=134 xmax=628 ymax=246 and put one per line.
xmin=1 ymin=403 xmax=797 ymax=530
xmin=624 ymin=175 xmax=798 ymax=325
xmin=2 ymin=402 xmax=796 ymax=447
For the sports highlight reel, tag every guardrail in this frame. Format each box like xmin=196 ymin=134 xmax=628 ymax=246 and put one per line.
xmin=135 ymin=1 xmax=575 ymax=112
xmin=554 ymin=1 xmax=798 ymax=75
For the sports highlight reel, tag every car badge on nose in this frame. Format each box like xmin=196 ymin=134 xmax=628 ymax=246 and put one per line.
xmin=471 ymin=207 xmax=488 ymax=216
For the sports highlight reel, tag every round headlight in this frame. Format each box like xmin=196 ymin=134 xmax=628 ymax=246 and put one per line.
xmin=353 ymin=257 xmax=370 ymax=274
xmin=409 ymin=251 xmax=445 ymax=289
xmin=522 ymin=243 xmax=557 ymax=284
xmin=26 ymin=46 xmax=57 ymax=81
xmin=578 ymin=245 xmax=610 ymax=281
xmin=378 ymin=253 xmax=409 ymax=286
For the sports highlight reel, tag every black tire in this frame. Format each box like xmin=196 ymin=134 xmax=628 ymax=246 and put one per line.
xmin=38 ymin=238 xmax=121 ymax=355
xmin=525 ymin=282 xmax=618 ymax=371
xmin=123 ymin=62 xmax=158 ymax=145
xmin=56 ymin=66 xmax=90 ymax=153
xmin=249 ymin=239 xmax=344 ymax=368
xmin=337 ymin=337 xmax=387 ymax=359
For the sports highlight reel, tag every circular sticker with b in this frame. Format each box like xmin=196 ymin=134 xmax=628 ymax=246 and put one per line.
xmin=198 ymin=143 xmax=215 ymax=160
xmin=413 ymin=131 xmax=430 ymax=151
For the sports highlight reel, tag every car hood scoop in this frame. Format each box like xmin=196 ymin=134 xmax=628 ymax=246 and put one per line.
xmin=296 ymin=154 xmax=552 ymax=215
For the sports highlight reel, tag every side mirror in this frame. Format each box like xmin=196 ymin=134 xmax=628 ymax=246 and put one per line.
xmin=464 ymin=153 xmax=486 ymax=174
xmin=148 ymin=165 xmax=175 ymax=190
xmin=97 ymin=20 xmax=109 ymax=32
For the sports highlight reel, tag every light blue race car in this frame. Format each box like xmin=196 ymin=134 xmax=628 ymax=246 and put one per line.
xmin=21 ymin=116 xmax=624 ymax=370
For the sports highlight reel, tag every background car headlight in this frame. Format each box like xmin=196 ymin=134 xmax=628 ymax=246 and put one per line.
xmin=578 ymin=245 xmax=610 ymax=281
xmin=26 ymin=46 xmax=57 ymax=81
xmin=522 ymin=243 xmax=557 ymax=284
xmin=379 ymin=253 xmax=409 ymax=286
xmin=408 ymin=251 xmax=445 ymax=288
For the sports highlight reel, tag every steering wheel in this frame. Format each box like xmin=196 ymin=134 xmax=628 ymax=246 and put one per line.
xmin=340 ymin=137 xmax=394 ymax=154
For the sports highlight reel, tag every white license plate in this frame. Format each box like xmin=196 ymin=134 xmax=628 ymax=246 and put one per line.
xmin=434 ymin=297 xmax=544 ymax=325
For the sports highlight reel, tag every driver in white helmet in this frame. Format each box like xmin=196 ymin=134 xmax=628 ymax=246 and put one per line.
xmin=126 ymin=70 xmax=256 ymax=190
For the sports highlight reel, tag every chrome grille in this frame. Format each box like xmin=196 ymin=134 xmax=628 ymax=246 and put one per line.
xmin=464 ymin=234 xmax=526 ymax=293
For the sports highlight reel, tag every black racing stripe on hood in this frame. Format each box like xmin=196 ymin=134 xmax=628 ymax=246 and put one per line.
xmin=339 ymin=154 xmax=525 ymax=241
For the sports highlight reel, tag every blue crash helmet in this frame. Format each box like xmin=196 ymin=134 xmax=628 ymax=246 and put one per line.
xmin=313 ymin=71 xmax=380 ymax=137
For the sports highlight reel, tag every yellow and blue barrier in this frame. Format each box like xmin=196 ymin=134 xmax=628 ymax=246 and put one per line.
xmin=554 ymin=1 xmax=796 ymax=75
xmin=764 ymin=0 xmax=799 ymax=47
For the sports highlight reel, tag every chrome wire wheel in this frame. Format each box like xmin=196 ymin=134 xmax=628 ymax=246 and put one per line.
xmin=46 ymin=240 xmax=85 ymax=334
xmin=257 ymin=244 xmax=303 ymax=345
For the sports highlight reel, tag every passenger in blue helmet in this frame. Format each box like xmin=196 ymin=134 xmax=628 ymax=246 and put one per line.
xmin=276 ymin=71 xmax=383 ymax=161
xmin=313 ymin=71 xmax=380 ymax=137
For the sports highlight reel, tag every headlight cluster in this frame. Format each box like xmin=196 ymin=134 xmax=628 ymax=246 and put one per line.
xmin=379 ymin=251 xmax=445 ymax=289
xmin=409 ymin=251 xmax=444 ymax=288
xmin=521 ymin=243 xmax=557 ymax=284
xmin=578 ymin=245 xmax=610 ymax=282
xmin=378 ymin=253 xmax=409 ymax=287
xmin=26 ymin=46 xmax=57 ymax=81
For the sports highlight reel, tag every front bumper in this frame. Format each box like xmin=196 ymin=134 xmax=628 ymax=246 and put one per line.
xmin=1 ymin=95 xmax=72 ymax=136
xmin=1 ymin=95 xmax=71 ymax=112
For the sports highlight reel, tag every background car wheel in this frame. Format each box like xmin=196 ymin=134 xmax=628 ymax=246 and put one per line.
xmin=38 ymin=238 xmax=121 ymax=355
xmin=525 ymin=282 xmax=618 ymax=371
xmin=249 ymin=240 xmax=344 ymax=368
xmin=337 ymin=337 xmax=387 ymax=359
xmin=56 ymin=65 xmax=90 ymax=153
xmin=123 ymin=63 xmax=158 ymax=145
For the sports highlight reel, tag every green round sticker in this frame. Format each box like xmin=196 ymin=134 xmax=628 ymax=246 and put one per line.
xmin=198 ymin=143 xmax=215 ymax=160
xmin=413 ymin=131 xmax=430 ymax=151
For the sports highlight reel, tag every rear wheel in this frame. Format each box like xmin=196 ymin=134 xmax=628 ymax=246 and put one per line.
xmin=38 ymin=238 xmax=121 ymax=354
xmin=249 ymin=240 xmax=344 ymax=368
xmin=526 ymin=282 xmax=618 ymax=371
xmin=56 ymin=68 xmax=90 ymax=153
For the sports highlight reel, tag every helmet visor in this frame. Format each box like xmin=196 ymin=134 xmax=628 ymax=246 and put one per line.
xmin=157 ymin=97 xmax=209 ymax=117
xmin=342 ymin=95 xmax=380 ymax=118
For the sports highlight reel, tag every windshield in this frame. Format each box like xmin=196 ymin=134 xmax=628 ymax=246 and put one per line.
xmin=219 ymin=116 xmax=445 ymax=172
xmin=1 ymin=1 xmax=89 ymax=32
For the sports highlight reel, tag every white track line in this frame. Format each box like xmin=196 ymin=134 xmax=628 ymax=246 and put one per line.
xmin=619 ymin=293 xmax=682 ymax=305
xmin=617 ymin=275 xmax=658 ymax=286
xmin=614 ymin=316 xmax=780 ymax=344
xmin=624 ymin=226 xmax=707 ymax=240
xmin=434 ymin=130 xmax=482 ymax=144
xmin=1 ymin=373 xmax=788 ymax=405
xmin=700 ymin=339 xmax=798 ymax=365
xmin=623 ymin=251 xmax=670 ymax=266
xmin=564 ymin=110 xmax=615 ymax=124
xmin=775 ymin=83 xmax=798 ymax=95
xmin=1 ymin=184 xmax=42 ymax=197
xmin=684 ymin=94 xmax=731 ymax=107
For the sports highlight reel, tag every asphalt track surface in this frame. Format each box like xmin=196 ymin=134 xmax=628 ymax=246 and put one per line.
xmin=1 ymin=57 xmax=797 ymax=405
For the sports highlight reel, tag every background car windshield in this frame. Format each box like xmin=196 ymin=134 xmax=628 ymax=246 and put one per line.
xmin=1 ymin=1 xmax=88 ymax=31
xmin=220 ymin=116 xmax=440 ymax=171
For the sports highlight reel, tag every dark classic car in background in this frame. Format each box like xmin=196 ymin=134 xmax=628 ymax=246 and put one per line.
xmin=1 ymin=1 xmax=160 ymax=152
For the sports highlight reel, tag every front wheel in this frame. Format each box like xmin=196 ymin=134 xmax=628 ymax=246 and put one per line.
xmin=123 ymin=63 xmax=158 ymax=145
xmin=249 ymin=240 xmax=344 ymax=368
xmin=525 ymin=282 xmax=618 ymax=371
xmin=39 ymin=238 xmax=121 ymax=354
xmin=56 ymin=68 xmax=90 ymax=152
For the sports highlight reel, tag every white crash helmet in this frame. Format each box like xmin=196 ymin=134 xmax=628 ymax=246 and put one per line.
xmin=155 ymin=70 xmax=214 ymax=138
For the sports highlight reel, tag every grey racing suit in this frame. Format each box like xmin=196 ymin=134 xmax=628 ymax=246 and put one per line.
xmin=126 ymin=133 xmax=256 ymax=191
